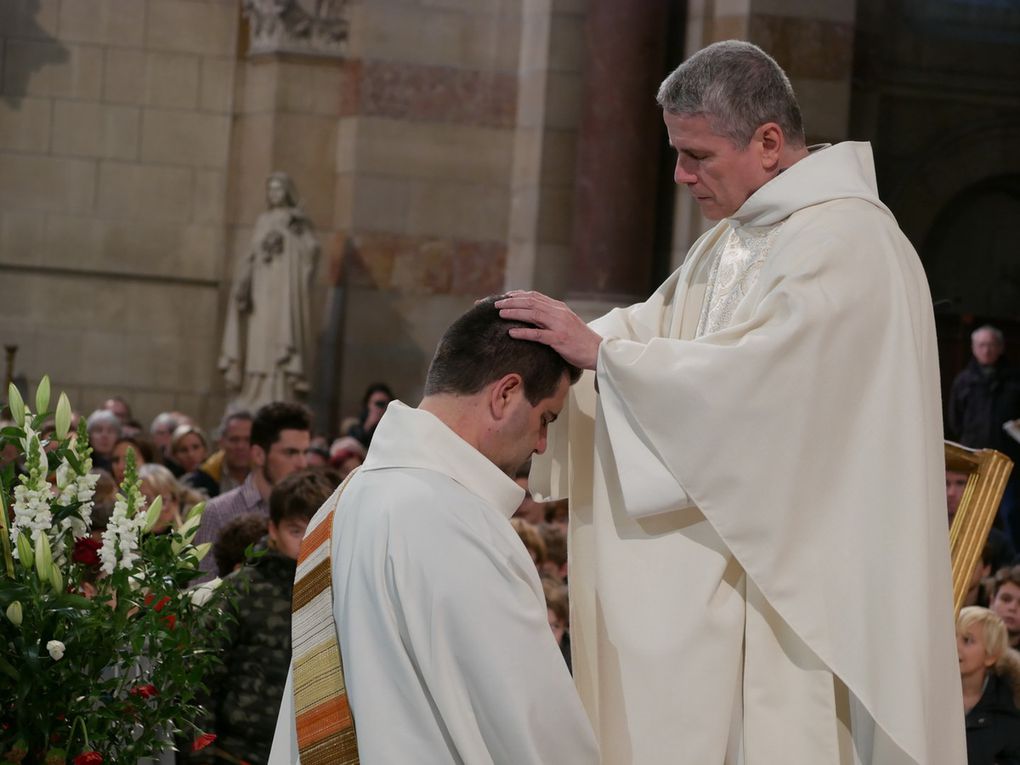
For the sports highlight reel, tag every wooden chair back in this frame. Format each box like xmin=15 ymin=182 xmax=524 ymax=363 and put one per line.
xmin=947 ymin=441 xmax=1013 ymax=614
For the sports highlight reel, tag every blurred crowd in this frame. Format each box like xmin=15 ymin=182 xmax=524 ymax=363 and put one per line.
xmin=5 ymin=323 xmax=1020 ymax=763
xmin=0 ymin=384 xmax=574 ymax=765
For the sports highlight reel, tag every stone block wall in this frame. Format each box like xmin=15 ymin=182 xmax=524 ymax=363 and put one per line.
xmin=331 ymin=0 xmax=525 ymax=417
xmin=0 ymin=0 xmax=239 ymax=428
xmin=0 ymin=0 xmax=878 ymax=435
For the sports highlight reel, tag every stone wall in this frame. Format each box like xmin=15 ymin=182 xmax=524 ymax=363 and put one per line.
xmin=0 ymin=0 xmax=526 ymax=432
xmin=0 ymin=0 xmax=239 ymax=426
xmin=10 ymin=0 xmax=988 ymax=437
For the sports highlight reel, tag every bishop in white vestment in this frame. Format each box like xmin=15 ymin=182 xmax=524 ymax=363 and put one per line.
xmin=499 ymin=41 xmax=965 ymax=765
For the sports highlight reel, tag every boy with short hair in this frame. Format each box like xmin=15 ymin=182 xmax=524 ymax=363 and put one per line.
xmin=957 ymin=606 xmax=1020 ymax=764
xmin=188 ymin=469 xmax=337 ymax=765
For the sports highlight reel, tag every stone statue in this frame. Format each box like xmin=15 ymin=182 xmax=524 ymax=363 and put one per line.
xmin=219 ymin=172 xmax=319 ymax=410
xmin=243 ymin=0 xmax=349 ymax=57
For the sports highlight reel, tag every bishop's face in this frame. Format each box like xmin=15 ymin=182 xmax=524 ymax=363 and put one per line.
xmin=663 ymin=111 xmax=771 ymax=220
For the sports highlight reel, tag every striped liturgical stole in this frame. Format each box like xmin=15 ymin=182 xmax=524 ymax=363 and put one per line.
xmin=291 ymin=471 xmax=360 ymax=764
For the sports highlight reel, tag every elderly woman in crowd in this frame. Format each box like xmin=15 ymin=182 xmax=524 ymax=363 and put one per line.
xmin=86 ymin=409 xmax=121 ymax=473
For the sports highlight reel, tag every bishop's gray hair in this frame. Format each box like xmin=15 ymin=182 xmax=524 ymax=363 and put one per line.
xmin=656 ymin=40 xmax=805 ymax=148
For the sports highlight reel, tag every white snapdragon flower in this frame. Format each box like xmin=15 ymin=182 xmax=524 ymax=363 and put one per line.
xmin=10 ymin=422 xmax=53 ymax=558
xmin=99 ymin=496 xmax=145 ymax=575
xmin=53 ymin=458 xmax=100 ymax=559
xmin=46 ymin=640 xmax=65 ymax=660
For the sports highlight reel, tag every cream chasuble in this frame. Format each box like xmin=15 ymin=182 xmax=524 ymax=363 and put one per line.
xmin=532 ymin=142 xmax=965 ymax=765
xmin=270 ymin=402 xmax=598 ymax=765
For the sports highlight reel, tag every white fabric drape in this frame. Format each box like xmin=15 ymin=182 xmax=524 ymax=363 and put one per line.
xmin=270 ymin=402 xmax=598 ymax=764
xmin=533 ymin=142 xmax=965 ymax=765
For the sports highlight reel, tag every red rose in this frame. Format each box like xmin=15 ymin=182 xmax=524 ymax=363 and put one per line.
xmin=162 ymin=614 xmax=177 ymax=630
xmin=72 ymin=537 xmax=101 ymax=567
xmin=129 ymin=683 xmax=158 ymax=699
xmin=191 ymin=733 xmax=216 ymax=752
xmin=73 ymin=753 xmax=102 ymax=765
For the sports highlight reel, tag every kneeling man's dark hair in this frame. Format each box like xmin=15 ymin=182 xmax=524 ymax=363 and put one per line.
xmin=424 ymin=295 xmax=582 ymax=405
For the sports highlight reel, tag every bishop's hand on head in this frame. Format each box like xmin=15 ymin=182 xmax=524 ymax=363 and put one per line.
xmin=495 ymin=291 xmax=603 ymax=371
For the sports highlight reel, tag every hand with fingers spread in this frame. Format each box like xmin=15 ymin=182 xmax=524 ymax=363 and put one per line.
xmin=495 ymin=291 xmax=603 ymax=370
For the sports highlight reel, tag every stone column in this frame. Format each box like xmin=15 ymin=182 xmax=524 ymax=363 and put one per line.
xmin=567 ymin=0 xmax=670 ymax=305
xmin=227 ymin=1 xmax=357 ymax=432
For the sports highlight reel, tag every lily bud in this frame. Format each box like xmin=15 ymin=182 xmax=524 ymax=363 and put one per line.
xmin=7 ymin=383 xmax=25 ymax=427
xmin=54 ymin=392 xmax=72 ymax=440
xmin=34 ymin=532 xmax=53 ymax=582
xmin=192 ymin=542 xmax=212 ymax=562
xmin=35 ymin=375 xmax=50 ymax=415
xmin=48 ymin=565 xmax=63 ymax=593
xmin=186 ymin=501 xmax=206 ymax=523
xmin=142 ymin=495 xmax=163 ymax=534
xmin=5 ymin=601 xmax=22 ymax=627
xmin=16 ymin=532 xmax=34 ymax=569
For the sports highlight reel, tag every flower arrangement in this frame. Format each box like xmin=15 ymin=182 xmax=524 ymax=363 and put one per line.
xmin=0 ymin=379 xmax=229 ymax=764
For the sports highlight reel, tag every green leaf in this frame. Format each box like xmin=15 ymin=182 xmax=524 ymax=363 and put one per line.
xmin=7 ymin=383 xmax=25 ymax=426
xmin=54 ymin=392 xmax=71 ymax=440
xmin=34 ymin=376 xmax=50 ymax=415
xmin=0 ymin=426 xmax=25 ymax=439
xmin=64 ymin=449 xmax=82 ymax=474
xmin=54 ymin=594 xmax=92 ymax=610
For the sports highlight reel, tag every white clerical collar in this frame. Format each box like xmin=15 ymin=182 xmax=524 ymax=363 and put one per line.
xmin=361 ymin=401 xmax=525 ymax=519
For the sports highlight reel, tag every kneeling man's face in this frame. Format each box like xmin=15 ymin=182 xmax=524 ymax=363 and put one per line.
xmin=496 ymin=374 xmax=570 ymax=477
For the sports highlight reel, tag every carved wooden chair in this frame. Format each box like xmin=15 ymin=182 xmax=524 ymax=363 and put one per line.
xmin=947 ymin=441 xmax=1013 ymax=614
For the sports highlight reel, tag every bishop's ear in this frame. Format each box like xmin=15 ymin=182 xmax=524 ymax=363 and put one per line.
xmin=488 ymin=373 xmax=524 ymax=420
xmin=756 ymin=122 xmax=784 ymax=171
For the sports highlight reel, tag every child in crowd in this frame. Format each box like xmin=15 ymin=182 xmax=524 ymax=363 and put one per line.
xmin=511 ymin=517 xmax=547 ymax=567
xmin=957 ymin=606 xmax=1020 ymax=764
xmin=539 ymin=523 xmax=568 ymax=583
xmin=212 ymin=513 xmax=269 ymax=577
xmin=186 ymin=469 xmax=337 ymax=765
xmin=991 ymin=566 xmax=1020 ymax=650
xmin=544 ymin=578 xmax=571 ymax=673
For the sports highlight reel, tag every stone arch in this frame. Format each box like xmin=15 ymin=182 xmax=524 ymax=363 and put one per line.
xmin=888 ymin=118 xmax=1020 ymax=259
xmin=923 ymin=174 xmax=1020 ymax=318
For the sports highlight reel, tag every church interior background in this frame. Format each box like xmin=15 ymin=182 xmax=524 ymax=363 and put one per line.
xmin=0 ymin=0 xmax=1017 ymax=433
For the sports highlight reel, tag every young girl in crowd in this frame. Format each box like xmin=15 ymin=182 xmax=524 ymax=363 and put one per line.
xmin=992 ymin=566 xmax=1020 ymax=650
xmin=958 ymin=606 xmax=1020 ymax=764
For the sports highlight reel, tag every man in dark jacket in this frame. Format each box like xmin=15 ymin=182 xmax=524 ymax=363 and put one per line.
xmin=948 ymin=325 xmax=1020 ymax=545
xmin=187 ymin=468 xmax=338 ymax=765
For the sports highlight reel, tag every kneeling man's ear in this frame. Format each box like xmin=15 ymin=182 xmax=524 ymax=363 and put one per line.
xmin=489 ymin=373 xmax=524 ymax=419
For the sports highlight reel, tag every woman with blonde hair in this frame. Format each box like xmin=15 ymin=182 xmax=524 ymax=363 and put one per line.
xmin=170 ymin=424 xmax=209 ymax=475
xmin=138 ymin=463 xmax=203 ymax=535
xmin=957 ymin=605 xmax=1020 ymax=763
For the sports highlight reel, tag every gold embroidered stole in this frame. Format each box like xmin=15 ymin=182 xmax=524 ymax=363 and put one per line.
xmin=291 ymin=472 xmax=360 ymax=764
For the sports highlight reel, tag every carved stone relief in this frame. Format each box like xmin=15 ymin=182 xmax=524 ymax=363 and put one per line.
xmin=243 ymin=0 xmax=349 ymax=57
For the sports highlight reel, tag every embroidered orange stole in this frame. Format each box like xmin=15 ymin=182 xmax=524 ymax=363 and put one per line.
xmin=291 ymin=473 xmax=360 ymax=764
